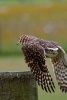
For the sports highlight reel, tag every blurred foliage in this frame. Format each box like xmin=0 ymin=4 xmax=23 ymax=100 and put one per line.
xmin=0 ymin=0 xmax=67 ymax=5
xmin=0 ymin=2 xmax=67 ymax=56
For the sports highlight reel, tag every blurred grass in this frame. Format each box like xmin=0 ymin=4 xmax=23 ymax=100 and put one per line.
xmin=0 ymin=57 xmax=67 ymax=100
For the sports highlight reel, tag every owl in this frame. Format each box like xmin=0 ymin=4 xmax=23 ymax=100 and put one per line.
xmin=17 ymin=35 xmax=67 ymax=93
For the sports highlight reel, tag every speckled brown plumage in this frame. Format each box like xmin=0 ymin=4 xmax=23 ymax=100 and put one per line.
xmin=18 ymin=35 xmax=67 ymax=93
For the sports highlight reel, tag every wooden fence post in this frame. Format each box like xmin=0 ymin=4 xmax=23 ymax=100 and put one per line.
xmin=0 ymin=71 xmax=38 ymax=100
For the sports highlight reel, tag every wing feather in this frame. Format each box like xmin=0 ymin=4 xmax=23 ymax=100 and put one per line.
xmin=51 ymin=53 xmax=67 ymax=92
xmin=22 ymin=43 xmax=55 ymax=92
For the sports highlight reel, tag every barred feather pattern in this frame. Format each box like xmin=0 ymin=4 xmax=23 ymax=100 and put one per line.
xmin=51 ymin=55 xmax=67 ymax=92
xmin=18 ymin=34 xmax=67 ymax=93
xmin=22 ymin=44 xmax=55 ymax=92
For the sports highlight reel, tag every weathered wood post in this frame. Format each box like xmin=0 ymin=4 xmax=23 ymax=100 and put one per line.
xmin=0 ymin=71 xmax=38 ymax=100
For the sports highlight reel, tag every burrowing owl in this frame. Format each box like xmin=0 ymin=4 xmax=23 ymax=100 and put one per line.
xmin=17 ymin=35 xmax=67 ymax=93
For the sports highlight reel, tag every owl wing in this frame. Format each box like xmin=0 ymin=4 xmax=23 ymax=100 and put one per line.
xmin=51 ymin=46 xmax=67 ymax=92
xmin=22 ymin=43 xmax=55 ymax=92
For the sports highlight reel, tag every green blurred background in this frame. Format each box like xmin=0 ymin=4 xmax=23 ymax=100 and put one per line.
xmin=0 ymin=0 xmax=67 ymax=100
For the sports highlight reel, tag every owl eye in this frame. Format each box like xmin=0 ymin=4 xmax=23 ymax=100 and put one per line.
xmin=50 ymin=50 xmax=54 ymax=53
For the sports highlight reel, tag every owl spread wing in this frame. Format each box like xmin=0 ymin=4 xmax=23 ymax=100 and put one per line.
xmin=22 ymin=43 xmax=55 ymax=92
xmin=51 ymin=46 xmax=67 ymax=92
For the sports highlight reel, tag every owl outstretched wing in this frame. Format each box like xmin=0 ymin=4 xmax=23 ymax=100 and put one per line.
xmin=22 ymin=43 xmax=55 ymax=92
xmin=51 ymin=46 xmax=67 ymax=92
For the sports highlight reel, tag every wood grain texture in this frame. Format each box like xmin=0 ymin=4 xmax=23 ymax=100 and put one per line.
xmin=0 ymin=71 xmax=38 ymax=100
